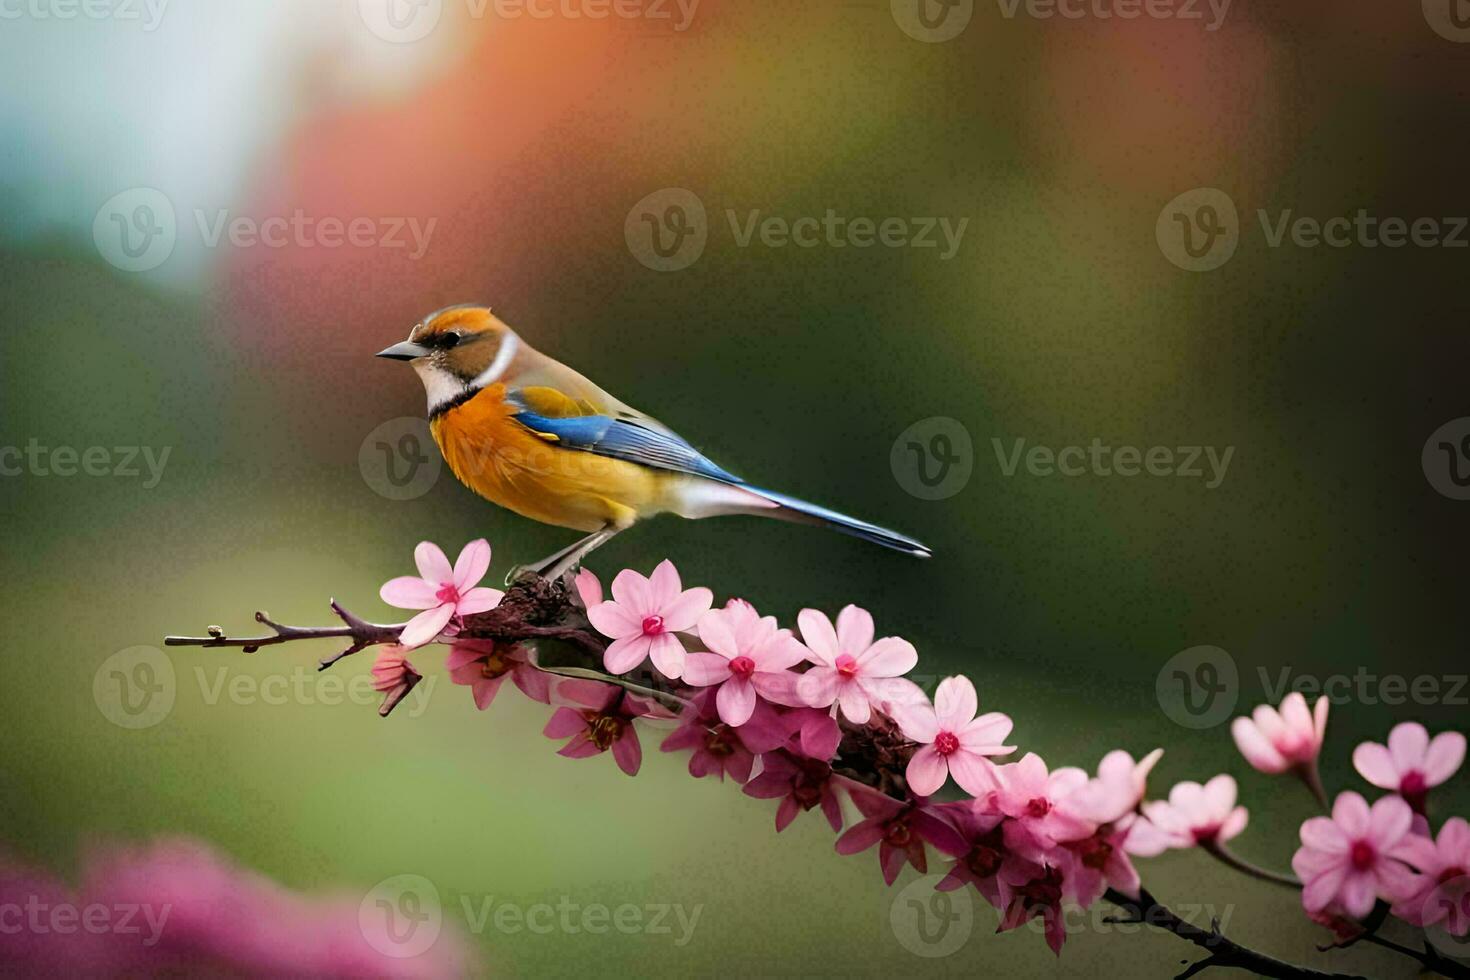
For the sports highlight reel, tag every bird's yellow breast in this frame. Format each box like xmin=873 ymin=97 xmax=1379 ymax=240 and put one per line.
xmin=430 ymin=385 xmax=665 ymax=532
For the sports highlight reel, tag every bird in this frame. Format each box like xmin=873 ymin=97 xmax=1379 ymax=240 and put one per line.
xmin=376 ymin=304 xmax=930 ymax=580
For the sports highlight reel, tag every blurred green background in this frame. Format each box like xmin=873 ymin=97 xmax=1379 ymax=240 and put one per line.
xmin=2 ymin=1 xmax=1467 ymax=975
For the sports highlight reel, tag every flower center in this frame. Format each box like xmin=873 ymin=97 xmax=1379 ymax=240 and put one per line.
xmin=792 ymin=781 xmax=823 ymax=809
xmin=1077 ymin=833 xmax=1114 ymax=871
xmin=729 ymin=655 xmax=756 ymax=678
xmin=435 ymin=583 xmax=461 ymax=605
xmin=588 ymin=714 xmax=624 ymax=750
xmin=1349 ymin=840 xmax=1376 ymax=871
xmin=835 ymin=654 xmax=859 ymax=677
xmin=967 ymin=843 xmax=1003 ymax=878
xmin=1400 ymin=770 xmax=1428 ymax=797
xmin=1025 ymin=797 xmax=1051 ymax=819
xmin=1020 ymin=868 xmax=1064 ymax=909
xmin=884 ymin=820 xmax=912 ymax=848
xmin=934 ymin=731 xmax=960 ymax=756
xmin=479 ymin=650 xmax=512 ymax=679
xmin=641 ymin=615 xmax=665 ymax=636
xmin=703 ymin=728 xmax=735 ymax=757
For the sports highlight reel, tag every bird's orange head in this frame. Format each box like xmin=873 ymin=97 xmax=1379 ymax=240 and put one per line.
xmin=376 ymin=304 xmax=522 ymax=414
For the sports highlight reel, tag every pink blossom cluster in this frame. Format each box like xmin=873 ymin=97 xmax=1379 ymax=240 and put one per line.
xmin=0 ymin=838 xmax=472 ymax=977
xmin=375 ymin=542 xmax=1470 ymax=959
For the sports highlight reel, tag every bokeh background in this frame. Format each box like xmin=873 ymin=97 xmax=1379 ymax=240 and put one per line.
xmin=2 ymin=0 xmax=1468 ymax=975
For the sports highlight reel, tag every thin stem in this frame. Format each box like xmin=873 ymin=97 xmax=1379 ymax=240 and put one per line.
xmin=1357 ymin=933 xmax=1470 ymax=979
xmin=1202 ymin=839 xmax=1301 ymax=890
xmin=529 ymin=662 xmax=693 ymax=712
xmin=1296 ymin=762 xmax=1330 ymax=811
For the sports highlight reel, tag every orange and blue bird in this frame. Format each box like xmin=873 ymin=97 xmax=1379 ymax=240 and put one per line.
xmin=376 ymin=305 xmax=930 ymax=579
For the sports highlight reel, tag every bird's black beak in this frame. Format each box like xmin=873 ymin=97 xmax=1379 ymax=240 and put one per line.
xmin=376 ymin=341 xmax=430 ymax=361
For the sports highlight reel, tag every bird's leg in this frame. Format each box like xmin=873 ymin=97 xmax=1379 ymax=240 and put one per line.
xmin=507 ymin=526 xmax=621 ymax=585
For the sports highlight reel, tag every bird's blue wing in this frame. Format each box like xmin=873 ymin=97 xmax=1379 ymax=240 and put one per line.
xmin=509 ymin=406 xmax=742 ymax=484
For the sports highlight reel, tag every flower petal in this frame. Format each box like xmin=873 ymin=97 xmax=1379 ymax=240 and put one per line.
xmin=1300 ymin=816 xmax=1349 ymax=854
xmin=612 ymin=728 xmax=642 ymax=776
xmin=454 ymin=587 xmax=503 ymax=616
xmin=587 ymin=600 xmax=641 ymax=639
xmin=603 ymin=635 xmax=653 ymax=675
xmin=1301 ymin=864 xmax=1348 ymax=912
xmin=1352 ymin=741 xmax=1399 ymax=790
xmin=796 ymin=667 xmax=840 ymax=709
xmin=796 ymin=609 xmax=839 ymax=665
xmin=660 ymin=587 xmax=713 ymax=632
xmin=906 ymin=745 xmax=949 ymax=797
xmin=834 ymin=604 xmax=875 ymax=656
xmin=716 ymin=678 xmax=757 ymax=727
xmin=682 ymin=652 xmax=732 ymax=687
xmin=1424 ymin=732 xmax=1467 ymax=787
xmin=380 ymin=576 xmax=441 ymax=610
xmin=414 ymin=541 xmax=453 ymax=585
xmin=1332 ymin=791 xmax=1371 ymax=838
xmin=948 ymin=751 xmax=998 ymax=797
xmin=1389 ymin=722 xmax=1430 ymax=772
xmin=837 ymin=683 xmax=872 ymax=725
xmin=856 ymin=637 xmax=917 ymax=677
xmin=452 ymin=538 xmax=491 ymax=591
xmin=647 ymin=633 xmax=686 ymax=680
xmin=933 ymin=675 xmax=978 ymax=731
xmin=1232 ymin=717 xmax=1287 ymax=774
xmin=398 ymin=604 xmax=455 ymax=648
xmin=1367 ymin=794 xmax=1413 ymax=847
xmin=543 ymin=707 xmax=587 ymax=739
xmin=647 ymin=559 xmax=682 ymax=606
xmin=574 ymin=568 xmax=603 ymax=608
xmin=697 ymin=609 xmax=739 ymax=659
xmin=893 ymin=703 xmax=939 ymax=743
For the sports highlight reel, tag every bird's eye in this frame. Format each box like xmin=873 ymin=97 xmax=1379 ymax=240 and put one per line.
xmin=441 ymin=332 xmax=463 ymax=349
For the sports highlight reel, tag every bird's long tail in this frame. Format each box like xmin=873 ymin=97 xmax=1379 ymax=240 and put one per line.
xmin=740 ymin=485 xmax=932 ymax=558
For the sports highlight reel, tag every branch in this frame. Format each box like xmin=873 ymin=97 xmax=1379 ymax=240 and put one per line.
xmin=1103 ymin=889 xmax=1364 ymax=980
xmin=164 ymin=569 xmax=1415 ymax=980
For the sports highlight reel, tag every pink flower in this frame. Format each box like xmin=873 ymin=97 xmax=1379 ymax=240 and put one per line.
xmin=1125 ymin=775 xmax=1248 ymax=856
xmin=996 ymin=859 xmax=1069 ymax=955
xmin=683 ymin=600 xmax=806 ymax=726
xmin=445 ymin=640 xmax=549 ymax=709
xmin=992 ymin=753 xmax=1095 ymax=858
xmin=1230 ymin=693 xmax=1329 ymax=774
xmin=659 ymin=690 xmax=786 ymax=783
xmin=586 ymin=560 xmax=712 ymax=679
xmin=894 ymin=675 xmax=1014 ymax=797
xmin=1352 ymin=722 xmax=1466 ymax=815
xmin=933 ymin=800 xmax=1011 ymax=906
xmin=794 ymin=605 xmax=922 ymax=724
xmin=1293 ymin=791 xmax=1419 ymax=919
xmin=834 ymin=784 xmax=968 ymax=885
xmin=744 ymin=752 xmax=845 ymax=833
xmin=774 ymin=706 xmax=843 ymax=761
xmin=380 ymin=540 xmax=503 ymax=648
xmin=369 ymin=646 xmax=422 ymax=717
xmin=1391 ymin=817 xmax=1470 ymax=934
xmin=541 ymin=679 xmax=655 ymax=776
